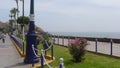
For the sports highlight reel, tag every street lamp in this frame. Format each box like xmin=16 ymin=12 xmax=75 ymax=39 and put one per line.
xmin=9 ymin=13 xmax=14 ymax=34
xmin=24 ymin=0 xmax=39 ymax=63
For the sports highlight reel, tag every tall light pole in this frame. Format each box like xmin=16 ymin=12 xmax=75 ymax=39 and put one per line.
xmin=24 ymin=0 xmax=39 ymax=63
xmin=9 ymin=13 xmax=14 ymax=34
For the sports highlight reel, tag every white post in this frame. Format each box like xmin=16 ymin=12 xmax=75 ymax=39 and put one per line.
xmin=59 ymin=58 xmax=64 ymax=68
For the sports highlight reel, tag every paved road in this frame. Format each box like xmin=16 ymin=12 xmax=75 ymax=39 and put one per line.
xmin=0 ymin=34 xmax=30 ymax=68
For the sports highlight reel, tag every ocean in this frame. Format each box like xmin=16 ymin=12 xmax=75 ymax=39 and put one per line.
xmin=49 ymin=32 xmax=120 ymax=39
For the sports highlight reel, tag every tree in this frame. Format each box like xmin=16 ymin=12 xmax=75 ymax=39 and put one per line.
xmin=17 ymin=16 xmax=29 ymax=25
xmin=68 ymin=38 xmax=87 ymax=62
xmin=10 ymin=8 xmax=19 ymax=35
xmin=17 ymin=16 xmax=30 ymax=32
xmin=10 ymin=8 xmax=19 ymax=20
xmin=10 ymin=8 xmax=19 ymax=29
xmin=15 ymin=0 xmax=19 ymax=19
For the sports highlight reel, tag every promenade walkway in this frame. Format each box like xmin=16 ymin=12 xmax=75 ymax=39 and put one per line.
xmin=0 ymin=34 xmax=30 ymax=68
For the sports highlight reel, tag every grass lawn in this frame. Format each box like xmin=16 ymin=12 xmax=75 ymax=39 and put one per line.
xmin=38 ymin=45 xmax=120 ymax=68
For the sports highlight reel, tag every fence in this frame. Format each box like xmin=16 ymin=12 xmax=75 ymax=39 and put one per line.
xmin=31 ymin=38 xmax=65 ymax=68
xmin=51 ymin=35 xmax=120 ymax=58
xmin=10 ymin=35 xmax=24 ymax=54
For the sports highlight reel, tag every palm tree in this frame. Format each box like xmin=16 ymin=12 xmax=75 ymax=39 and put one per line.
xmin=10 ymin=8 xmax=19 ymax=34
xmin=15 ymin=0 xmax=19 ymax=19
xmin=17 ymin=16 xmax=29 ymax=25
xmin=10 ymin=8 xmax=18 ymax=20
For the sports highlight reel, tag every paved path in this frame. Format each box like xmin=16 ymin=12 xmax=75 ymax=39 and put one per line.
xmin=86 ymin=41 xmax=120 ymax=57
xmin=0 ymin=34 xmax=30 ymax=68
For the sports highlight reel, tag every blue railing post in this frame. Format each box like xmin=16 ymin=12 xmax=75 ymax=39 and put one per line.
xmin=23 ymin=41 xmax=24 ymax=54
xmin=41 ymin=49 xmax=44 ymax=68
xmin=54 ymin=35 xmax=55 ymax=44
xmin=68 ymin=36 xmax=70 ymax=46
xmin=58 ymin=35 xmax=59 ymax=45
xmin=32 ymin=50 xmax=34 ymax=67
xmin=59 ymin=58 xmax=64 ymax=68
xmin=62 ymin=36 xmax=64 ymax=46
xmin=110 ymin=39 xmax=113 ymax=55
xmin=95 ymin=38 xmax=98 ymax=53
xmin=51 ymin=43 xmax=54 ymax=60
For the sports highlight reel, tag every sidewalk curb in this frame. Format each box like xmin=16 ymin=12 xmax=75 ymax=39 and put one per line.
xmin=10 ymin=38 xmax=25 ymax=57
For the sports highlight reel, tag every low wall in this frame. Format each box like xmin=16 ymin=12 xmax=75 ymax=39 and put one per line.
xmin=52 ymin=35 xmax=120 ymax=43
xmin=51 ymin=35 xmax=120 ymax=58
xmin=10 ymin=35 xmax=25 ymax=57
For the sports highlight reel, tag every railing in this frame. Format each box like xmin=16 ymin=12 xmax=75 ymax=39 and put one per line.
xmin=10 ymin=35 xmax=24 ymax=53
xmin=31 ymin=38 xmax=65 ymax=68
xmin=51 ymin=35 xmax=120 ymax=58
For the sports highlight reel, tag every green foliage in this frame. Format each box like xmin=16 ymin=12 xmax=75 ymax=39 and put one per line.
xmin=17 ymin=16 xmax=30 ymax=25
xmin=39 ymin=32 xmax=50 ymax=41
xmin=0 ymin=27 xmax=9 ymax=33
xmin=68 ymin=38 xmax=87 ymax=62
xmin=43 ymin=45 xmax=120 ymax=68
xmin=0 ymin=28 xmax=4 ymax=32
xmin=10 ymin=8 xmax=19 ymax=18
xmin=9 ymin=20 xmax=14 ymax=26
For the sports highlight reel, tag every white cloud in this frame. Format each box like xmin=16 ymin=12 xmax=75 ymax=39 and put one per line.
xmin=35 ymin=0 xmax=120 ymax=17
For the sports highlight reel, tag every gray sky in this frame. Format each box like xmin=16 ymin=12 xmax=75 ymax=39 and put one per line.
xmin=0 ymin=0 xmax=120 ymax=32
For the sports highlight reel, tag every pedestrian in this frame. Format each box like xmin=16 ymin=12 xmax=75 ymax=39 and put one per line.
xmin=2 ymin=33 xmax=6 ymax=43
xmin=2 ymin=38 xmax=5 ymax=43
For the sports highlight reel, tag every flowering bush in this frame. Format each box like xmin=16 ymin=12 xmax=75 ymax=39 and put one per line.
xmin=37 ymin=32 xmax=51 ymax=49
xmin=68 ymin=38 xmax=87 ymax=62
xmin=37 ymin=34 xmax=43 ymax=42
xmin=37 ymin=32 xmax=50 ymax=44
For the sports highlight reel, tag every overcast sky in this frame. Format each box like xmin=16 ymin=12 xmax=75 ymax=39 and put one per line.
xmin=0 ymin=0 xmax=120 ymax=32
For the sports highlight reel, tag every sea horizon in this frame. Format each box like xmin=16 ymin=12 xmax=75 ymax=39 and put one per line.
xmin=49 ymin=32 xmax=120 ymax=39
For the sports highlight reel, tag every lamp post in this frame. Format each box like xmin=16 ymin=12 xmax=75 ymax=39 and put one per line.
xmin=24 ymin=0 xmax=39 ymax=63
xmin=9 ymin=13 xmax=14 ymax=34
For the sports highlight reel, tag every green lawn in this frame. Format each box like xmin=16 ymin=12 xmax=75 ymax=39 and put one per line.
xmin=39 ymin=45 xmax=120 ymax=68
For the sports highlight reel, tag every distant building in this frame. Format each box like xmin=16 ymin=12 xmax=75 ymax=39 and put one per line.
xmin=35 ymin=25 xmax=44 ymax=33
xmin=0 ymin=21 xmax=9 ymax=33
xmin=0 ymin=21 xmax=7 ymax=28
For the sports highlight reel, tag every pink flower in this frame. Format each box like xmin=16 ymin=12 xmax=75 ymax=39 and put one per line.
xmin=68 ymin=39 xmax=75 ymax=45
xmin=38 ymin=34 xmax=43 ymax=38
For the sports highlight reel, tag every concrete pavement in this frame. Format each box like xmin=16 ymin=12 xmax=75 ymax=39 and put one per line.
xmin=0 ymin=34 xmax=30 ymax=68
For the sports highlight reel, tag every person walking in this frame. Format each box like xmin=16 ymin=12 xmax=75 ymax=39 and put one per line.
xmin=2 ymin=33 xmax=6 ymax=43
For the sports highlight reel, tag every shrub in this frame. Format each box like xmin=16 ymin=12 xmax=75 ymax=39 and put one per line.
xmin=68 ymin=38 xmax=87 ymax=62
xmin=37 ymin=32 xmax=50 ymax=49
